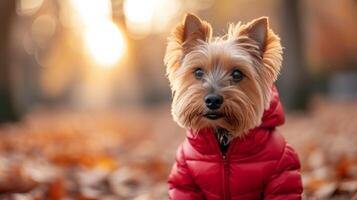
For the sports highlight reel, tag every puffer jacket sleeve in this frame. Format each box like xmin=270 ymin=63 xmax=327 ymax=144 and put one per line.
xmin=168 ymin=144 xmax=204 ymax=200
xmin=264 ymin=144 xmax=303 ymax=200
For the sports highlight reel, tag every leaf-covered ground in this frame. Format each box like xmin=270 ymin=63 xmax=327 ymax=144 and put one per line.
xmin=0 ymin=100 xmax=356 ymax=200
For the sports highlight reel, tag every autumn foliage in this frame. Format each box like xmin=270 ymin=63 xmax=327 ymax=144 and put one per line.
xmin=0 ymin=100 xmax=356 ymax=199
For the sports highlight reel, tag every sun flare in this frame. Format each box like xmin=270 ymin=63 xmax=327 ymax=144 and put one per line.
xmin=85 ymin=22 xmax=126 ymax=67
xmin=70 ymin=0 xmax=126 ymax=67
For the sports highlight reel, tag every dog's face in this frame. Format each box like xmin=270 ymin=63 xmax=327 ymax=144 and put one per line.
xmin=164 ymin=14 xmax=282 ymax=136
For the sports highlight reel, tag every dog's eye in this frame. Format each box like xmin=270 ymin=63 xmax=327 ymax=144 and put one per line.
xmin=194 ymin=68 xmax=204 ymax=80
xmin=231 ymin=69 xmax=244 ymax=82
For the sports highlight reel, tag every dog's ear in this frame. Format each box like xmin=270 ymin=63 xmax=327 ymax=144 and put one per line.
xmin=164 ymin=13 xmax=212 ymax=82
xmin=182 ymin=13 xmax=212 ymax=47
xmin=237 ymin=17 xmax=282 ymax=108
xmin=240 ymin=17 xmax=268 ymax=51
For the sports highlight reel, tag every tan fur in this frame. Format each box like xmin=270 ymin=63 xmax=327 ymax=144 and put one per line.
xmin=164 ymin=14 xmax=283 ymax=136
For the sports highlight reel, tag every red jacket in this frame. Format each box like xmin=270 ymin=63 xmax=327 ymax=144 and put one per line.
xmin=168 ymin=87 xmax=303 ymax=200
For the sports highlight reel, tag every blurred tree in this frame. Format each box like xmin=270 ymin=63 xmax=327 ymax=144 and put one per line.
xmin=0 ymin=0 xmax=17 ymax=122
xmin=277 ymin=0 xmax=310 ymax=110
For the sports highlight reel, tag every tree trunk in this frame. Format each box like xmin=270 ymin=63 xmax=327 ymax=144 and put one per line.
xmin=0 ymin=0 xmax=17 ymax=122
xmin=277 ymin=0 xmax=310 ymax=111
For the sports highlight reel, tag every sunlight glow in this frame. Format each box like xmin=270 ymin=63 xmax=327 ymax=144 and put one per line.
xmin=85 ymin=22 xmax=125 ymax=67
xmin=124 ymin=0 xmax=155 ymax=24
xmin=123 ymin=0 xmax=214 ymax=38
xmin=123 ymin=0 xmax=180 ymax=37
xmin=70 ymin=0 xmax=126 ymax=67
xmin=70 ymin=0 xmax=111 ymax=27
xmin=123 ymin=0 xmax=156 ymax=35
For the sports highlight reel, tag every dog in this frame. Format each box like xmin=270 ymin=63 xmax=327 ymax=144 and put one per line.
xmin=164 ymin=13 xmax=303 ymax=200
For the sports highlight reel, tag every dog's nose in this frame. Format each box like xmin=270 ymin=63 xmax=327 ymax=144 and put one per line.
xmin=204 ymin=94 xmax=223 ymax=110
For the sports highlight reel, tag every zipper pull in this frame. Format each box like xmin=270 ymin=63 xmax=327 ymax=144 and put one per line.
xmin=223 ymin=155 xmax=226 ymax=160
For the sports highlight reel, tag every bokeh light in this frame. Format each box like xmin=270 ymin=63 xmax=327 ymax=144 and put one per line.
xmin=85 ymin=22 xmax=126 ymax=67
xmin=123 ymin=0 xmax=181 ymax=38
xmin=16 ymin=0 xmax=44 ymax=16
xmin=31 ymin=14 xmax=57 ymax=48
xmin=123 ymin=0 xmax=157 ymax=36
xmin=70 ymin=0 xmax=126 ymax=67
xmin=124 ymin=0 xmax=155 ymax=25
xmin=70 ymin=0 xmax=112 ymax=27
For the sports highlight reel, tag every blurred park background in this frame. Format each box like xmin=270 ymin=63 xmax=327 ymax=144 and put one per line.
xmin=0 ymin=0 xmax=356 ymax=199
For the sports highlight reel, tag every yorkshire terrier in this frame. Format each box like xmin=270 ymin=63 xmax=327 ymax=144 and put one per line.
xmin=165 ymin=14 xmax=302 ymax=199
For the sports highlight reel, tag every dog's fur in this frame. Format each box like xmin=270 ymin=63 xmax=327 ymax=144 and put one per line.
xmin=164 ymin=14 xmax=283 ymax=136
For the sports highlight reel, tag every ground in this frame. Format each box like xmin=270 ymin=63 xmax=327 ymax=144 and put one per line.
xmin=0 ymin=99 xmax=356 ymax=200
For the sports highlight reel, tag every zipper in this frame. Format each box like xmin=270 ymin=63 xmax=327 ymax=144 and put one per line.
xmin=210 ymin=131 xmax=235 ymax=200
xmin=223 ymin=154 xmax=230 ymax=200
xmin=223 ymin=144 xmax=235 ymax=200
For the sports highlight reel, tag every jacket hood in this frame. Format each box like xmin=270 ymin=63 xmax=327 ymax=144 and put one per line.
xmin=186 ymin=85 xmax=285 ymax=156
xmin=259 ymin=85 xmax=285 ymax=128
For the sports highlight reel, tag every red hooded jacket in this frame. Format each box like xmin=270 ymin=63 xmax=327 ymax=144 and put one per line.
xmin=168 ymin=87 xmax=303 ymax=200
